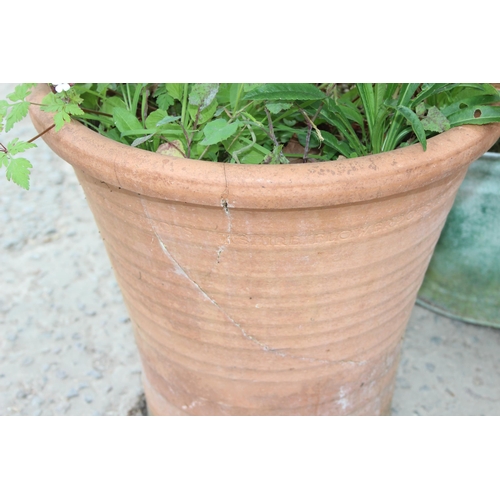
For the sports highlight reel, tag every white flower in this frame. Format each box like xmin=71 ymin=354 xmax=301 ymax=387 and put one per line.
xmin=53 ymin=83 xmax=71 ymax=93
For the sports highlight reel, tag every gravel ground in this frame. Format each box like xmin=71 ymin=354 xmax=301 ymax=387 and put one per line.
xmin=1 ymin=83 xmax=499 ymax=416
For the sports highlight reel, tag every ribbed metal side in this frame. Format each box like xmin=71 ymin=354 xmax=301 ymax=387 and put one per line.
xmin=74 ymin=165 xmax=467 ymax=415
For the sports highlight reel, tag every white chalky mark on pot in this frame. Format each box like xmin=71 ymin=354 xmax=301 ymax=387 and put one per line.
xmin=140 ymin=199 xmax=363 ymax=367
xmin=181 ymin=399 xmax=205 ymax=410
xmin=216 ymin=198 xmax=232 ymax=262
xmin=338 ymin=386 xmax=350 ymax=410
xmin=140 ymin=198 xmax=272 ymax=353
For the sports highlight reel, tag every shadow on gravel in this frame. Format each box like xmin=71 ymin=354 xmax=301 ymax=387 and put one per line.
xmin=127 ymin=393 xmax=148 ymax=416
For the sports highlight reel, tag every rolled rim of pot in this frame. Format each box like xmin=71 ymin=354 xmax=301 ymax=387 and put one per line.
xmin=29 ymin=84 xmax=500 ymax=210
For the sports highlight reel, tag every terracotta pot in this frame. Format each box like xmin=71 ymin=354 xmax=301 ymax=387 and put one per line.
xmin=29 ymin=85 xmax=500 ymax=415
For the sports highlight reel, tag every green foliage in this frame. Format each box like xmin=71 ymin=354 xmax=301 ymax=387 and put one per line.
xmin=6 ymin=157 xmax=32 ymax=189
xmin=2 ymin=82 xmax=500 ymax=190
xmin=2 ymin=84 xmax=35 ymax=132
xmin=200 ymin=118 xmax=240 ymax=146
xmin=40 ymin=88 xmax=84 ymax=132
xmin=0 ymin=138 xmax=36 ymax=189
xmin=245 ymin=83 xmax=327 ymax=101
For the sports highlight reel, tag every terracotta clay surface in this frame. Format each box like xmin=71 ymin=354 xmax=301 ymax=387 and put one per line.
xmin=29 ymin=85 xmax=500 ymax=415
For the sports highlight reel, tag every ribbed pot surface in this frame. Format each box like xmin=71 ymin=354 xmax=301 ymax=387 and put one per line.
xmin=29 ymin=84 xmax=500 ymax=415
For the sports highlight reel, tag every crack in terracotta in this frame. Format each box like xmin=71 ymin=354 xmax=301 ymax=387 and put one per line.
xmin=140 ymin=198 xmax=363 ymax=367
xmin=140 ymin=198 xmax=272 ymax=353
xmin=216 ymin=165 xmax=232 ymax=262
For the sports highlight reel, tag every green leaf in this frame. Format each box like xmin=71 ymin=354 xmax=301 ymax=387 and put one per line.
xmin=5 ymin=101 xmax=30 ymax=132
xmin=0 ymin=103 xmax=8 ymax=132
xmin=396 ymin=105 xmax=427 ymax=151
xmin=224 ymin=136 xmax=270 ymax=164
xmin=320 ymin=104 xmax=366 ymax=156
xmin=54 ymin=111 xmax=71 ymax=132
xmin=415 ymin=102 xmax=427 ymax=116
xmin=145 ymin=109 xmax=181 ymax=129
xmin=447 ymin=106 xmax=500 ymax=127
xmin=157 ymin=140 xmax=186 ymax=158
xmin=156 ymin=115 xmax=181 ymax=126
xmin=411 ymin=84 xmax=458 ymax=106
xmin=396 ymin=83 xmax=420 ymax=106
xmin=96 ymin=83 xmax=110 ymax=94
xmin=113 ymin=107 xmax=143 ymax=135
xmin=244 ymin=83 xmax=326 ymax=101
xmin=200 ymin=118 xmax=239 ymax=146
xmin=0 ymin=152 xmax=7 ymax=169
xmin=121 ymin=124 xmax=184 ymax=139
xmin=334 ymin=101 xmax=365 ymax=127
xmin=266 ymin=102 xmax=292 ymax=114
xmin=356 ymin=83 xmax=375 ymax=128
xmin=131 ymin=133 xmax=155 ymax=147
xmin=101 ymin=96 xmax=127 ymax=115
xmin=6 ymin=157 xmax=32 ymax=189
xmin=145 ymin=109 xmax=167 ymax=129
xmin=188 ymin=83 xmax=219 ymax=111
xmin=6 ymin=84 xmax=34 ymax=102
xmin=64 ymin=103 xmax=84 ymax=116
xmin=100 ymin=127 xmax=122 ymax=143
xmin=321 ymin=130 xmax=356 ymax=158
xmin=440 ymin=94 xmax=500 ymax=118
xmin=166 ymin=83 xmax=184 ymax=101
xmin=40 ymin=92 xmax=65 ymax=112
xmin=156 ymin=92 xmax=174 ymax=111
xmin=188 ymin=98 xmax=218 ymax=125
xmin=6 ymin=138 xmax=37 ymax=156
xmin=420 ymin=106 xmax=450 ymax=133
xmin=0 ymin=99 xmax=8 ymax=116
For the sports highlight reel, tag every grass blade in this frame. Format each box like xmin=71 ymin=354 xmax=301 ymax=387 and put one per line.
xmin=244 ymin=84 xmax=326 ymax=101
xmin=395 ymin=105 xmax=427 ymax=150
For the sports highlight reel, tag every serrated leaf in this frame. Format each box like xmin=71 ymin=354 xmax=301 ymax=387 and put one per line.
xmin=40 ymin=92 xmax=64 ymax=112
xmin=420 ymin=106 xmax=450 ymax=133
xmin=396 ymin=105 xmax=427 ymax=151
xmin=0 ymin=99 xmax=8 ymax=115
xmin=5 ymin=101 xmax=30 ymax=132
xmin=266 ymin=102 xmax=292 ymax=114
xmin=6 ymin=138 xmax=37 ymax=156
xmin=200 ymin=118 xmax=239 ymax=146
xmin=0 ymin=152 xmax=8 ymax=168
xmin=244 ymin=83 xmax=326 ymax=101
xmin=188 ymin=83 xmax=219 ymax=111
xmin=6 ymin=157 xmax=32 ymax=189
xmin=113 ymin=107 xmax=143 ymax=135
xmin=7 ymin=84 xmax=34 ymax=102
xmin=64 ymin=103 xmax=84 ymax=116
xmin=156 ymin=92 xmax=174 ymax=111
xmin=54 ymin=111 xmax=71 ymax=132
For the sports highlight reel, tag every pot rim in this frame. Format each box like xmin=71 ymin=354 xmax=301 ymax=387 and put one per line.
xmin=29 ymin=84 xmax=500 ymax=209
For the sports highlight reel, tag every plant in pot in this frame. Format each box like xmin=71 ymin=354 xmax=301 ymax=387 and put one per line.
xmin=2 ymin=83 xmax=500 ymax=415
